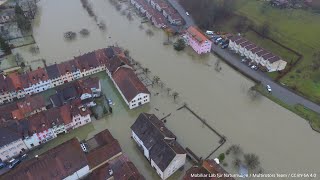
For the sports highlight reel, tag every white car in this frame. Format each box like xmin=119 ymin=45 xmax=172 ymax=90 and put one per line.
xmin=186 ymin=12 xmax=189 ymax=16
xmin=266 ymin=85 xmax=272 ymax=92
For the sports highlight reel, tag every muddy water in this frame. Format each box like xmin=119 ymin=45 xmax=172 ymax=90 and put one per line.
xmin=25 ymin=0 xmax=320 ymax=178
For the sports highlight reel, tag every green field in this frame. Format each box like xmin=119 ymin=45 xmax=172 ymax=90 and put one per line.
xmin=217 ymin=0 xmax=320 ymax=103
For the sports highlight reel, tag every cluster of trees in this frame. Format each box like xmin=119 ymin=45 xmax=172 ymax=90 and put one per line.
xmin=0 ymin=36 xmax=11 ymax=55
xmin=174 ymin=39 xmax=185 ymax=51
xmin=15 ymin=4 xmax=31 ymax=31
xmin=180 ymin=0 xmax=235 ymax=29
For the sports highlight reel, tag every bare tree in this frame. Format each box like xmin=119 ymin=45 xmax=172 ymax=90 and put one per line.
xmin=227 ymin=144 xmax=243 ymax=156
xmin=311 ymin=51 xmax=320 ymax=71
xmin=233 ymin=158 xmax=241 ymax=169
xmin=143 ymin=68 xmax=150 ymax=76
xmin=159 ymin=82 xmax=165 ymax=89
xmin=260 ymin=22 xmax=270 ymax=38
xmin=166 ymin=88 xmax=172 ymax=95
xmin=172 ymin=92 xmax=179 ymax=101
xmin=244 ymin=153 xmax=260 ymax=170
xmin=152 ymin=76 xmax=160 ymax=86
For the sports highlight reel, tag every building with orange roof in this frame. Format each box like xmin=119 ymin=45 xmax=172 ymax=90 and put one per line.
xmin=185 ymin=26 xmax=212 ymax=54
xmin=7 ymin=72 xmax=26 ymax=99
xmin=12 ymin=95 xmax=46 ymax=120
xmin=24 ymin=67 xmax=52 ymax=95
xmin=0 ymin=74 xmax=16 ymax=104
xmin=76 ymin=77 xmax=101 ymax=100
xmin=112 ymin=66 xmax=150 ymax=109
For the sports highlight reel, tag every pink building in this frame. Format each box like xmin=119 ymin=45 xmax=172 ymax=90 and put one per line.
xmin=185 ymin=26 xmax=212 ymax=54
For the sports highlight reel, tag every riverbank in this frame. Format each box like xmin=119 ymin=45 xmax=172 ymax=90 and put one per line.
xmin=254 ymin=84 xmax=320 ymax=133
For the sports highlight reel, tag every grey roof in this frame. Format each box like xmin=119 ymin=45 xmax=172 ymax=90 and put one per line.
xmin=234 ymin=38 xmax=247 ymax=44
xmin=251 ymin=47 xmax=263 ymax=53
xmin=262 ymin=53 xmax=275 ymax=59
xmin=268 ymin=56 xmax=281 ymax=63
xmin=131 ymin=113 xmax=186 ymax=171
xmin=45 ymin=64 xmax=61 ymax=79
xmin=256 ymin=50 xmax=269 ymax=56
xmin=0 ymin=127 xmax=21 ymax=148
xmin=229 ymin=36 xmax=241 ymax=42
xmin=244 ymin=44 xmax=256 ymax=50
xmin=50 ymin=84 xmax=79 ymax=107
xmin=105 ymin=48 xmax=115 ymax=59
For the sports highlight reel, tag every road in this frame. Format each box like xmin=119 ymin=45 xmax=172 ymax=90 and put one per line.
xmin=168 ymin=0 xmax=320 ymax=113
xmin=166 ymin=0 xmax=194 ymax=28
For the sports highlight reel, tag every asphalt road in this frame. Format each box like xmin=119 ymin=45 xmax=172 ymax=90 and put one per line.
xmin=166 ymin=0 xmax=194 ymax=28
xmin=168 ymin=0 xmax=320 ymax=113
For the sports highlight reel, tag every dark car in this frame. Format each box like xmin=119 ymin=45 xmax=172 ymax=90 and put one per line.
xmin=0 ymin=162 xmax=6 ymax=169
xmin=9 ymin=159 xmax=21 ymax=169
xmin=221 ymin=44 xmax=229 ymax=49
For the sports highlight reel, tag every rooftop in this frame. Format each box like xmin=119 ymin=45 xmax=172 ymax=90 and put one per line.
xmin=2 ymin=138 xmax=88 ymax=180
xmin=112 ymin=66 xmax=150 ymax=102
xmin=131 ymin=113 xmax=186 ymax=171
xmin=86 ymin=129 xmax=122 ymax=168
xmin=187 ymin=26 xmax=210 ymax=44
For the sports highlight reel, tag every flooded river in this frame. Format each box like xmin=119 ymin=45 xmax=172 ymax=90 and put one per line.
xmin=19 ymin=0 xmax=320 ymax=178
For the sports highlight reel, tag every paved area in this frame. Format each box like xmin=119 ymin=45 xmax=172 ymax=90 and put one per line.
xmin=168 ymin=0 xmax=320 ymax=113
xmin=166 ymin=0 xmax=194 ymax=28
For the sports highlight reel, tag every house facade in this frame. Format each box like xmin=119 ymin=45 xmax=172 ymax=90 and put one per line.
xmin=131 ymin=113 xmax=186 ymax=179
xmin=228 ymin=35 xmax=287 ymax=72
xmin=185 ymin=26 xmax=212 ymax=54
xmin=0 ymin=127 xmax=28 ymax=161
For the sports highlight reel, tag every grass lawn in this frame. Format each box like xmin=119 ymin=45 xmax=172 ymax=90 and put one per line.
xmin=254 ymin=84 xmax=320 ymax=132
xmin=235 ymin=0 xmax=320 ymax=102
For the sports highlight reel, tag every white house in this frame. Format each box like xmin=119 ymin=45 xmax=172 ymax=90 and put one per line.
xmin=58 ymin=60 xmax=81 ymax=84
xmin=266 ymin=56 xmax=287 ymax=72
xmin=131 ymin=113 xmax=186 ymax=180
xmin=0 ymin=127 xmax=28 ymax=161
xmin=112 ymin=66 xmax=150 ymax=109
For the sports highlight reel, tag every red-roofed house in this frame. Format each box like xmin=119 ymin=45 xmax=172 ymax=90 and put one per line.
xmin=112 ymin=66 xmax=150 ymax=109
xmin=12 ymin=95 xmax=46 ymax=120
xmin=185 ymin=26 xmax=212 ymax=54
xmin=0 ymin=74 xmax=15 ymax=104
xmin=25 ymin=67 xmax=52 ymax=95
xmin=69 ymin=99 xmax=92 ymax=130
xmin=76 ymin=77 xmax=101 ymax=100
xmin=7 ymin=72 xmax=26 ymax=99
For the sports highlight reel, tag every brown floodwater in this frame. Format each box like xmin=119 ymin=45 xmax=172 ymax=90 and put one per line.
xmin=16 ymin=0 xmax=320 ymax=179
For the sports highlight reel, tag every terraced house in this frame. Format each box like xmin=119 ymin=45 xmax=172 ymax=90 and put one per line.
xmin=131 ymin=113 xmax=186 ymax=179
xmin=0 ymin=47 xmax=149 ymax=109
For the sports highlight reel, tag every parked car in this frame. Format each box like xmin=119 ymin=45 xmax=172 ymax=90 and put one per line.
xmin=206 ymin=30 xmax=214 ymax=35
xmin=221 ymin=44 xmax=229 ymax=49
xmin=212 ymin=36 xmax=220 ymax=41
xmin=9 ymin=159 xmax=21 ymax=169
xmin=266 ymin=85 xmax=272 ymax=92
xmin=186 ymin=12 xmax=189 ymax=16
xmin=20 ymin=154 xmax=27 ymax=160
xmin=219 ymin=39 xmax=226 ymax=45
xmin=0 ymin=162 xmax=6 ymax=169
xmin=241 ymin=59 xmax=247 ymax=63
xmin=251 ymin=65 xmax=257 ymax=69
xmin=214 ymin=38 xmax=222 ymax=45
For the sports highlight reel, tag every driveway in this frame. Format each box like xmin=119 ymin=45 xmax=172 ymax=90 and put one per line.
xmin=168 ymin=0 xmax=320 ymax=114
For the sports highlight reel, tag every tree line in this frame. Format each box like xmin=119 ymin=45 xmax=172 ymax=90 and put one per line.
xmin=180 ymin=0 xmax=235 ymax=29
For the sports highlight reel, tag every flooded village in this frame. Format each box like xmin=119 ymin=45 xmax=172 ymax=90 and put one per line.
xmin=0 ymin=0 xmax=320 ymax=179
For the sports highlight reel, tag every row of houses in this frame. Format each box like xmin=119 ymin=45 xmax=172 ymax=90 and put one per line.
xmin=130 ymin=0 xmax=183 ymax=28
xmin=0 ymin=46 xmax=150 ymax=110
xmin=2 ymin=129 xmax=144 ymax=180
xmin=228 ymin=35 xmax=287 ymax=72
xmin=0 ymin=90 xmax=95 ymax=161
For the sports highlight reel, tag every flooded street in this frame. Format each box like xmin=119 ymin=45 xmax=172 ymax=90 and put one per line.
xmin=21 ymin=0 xmax=320 ymax=178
